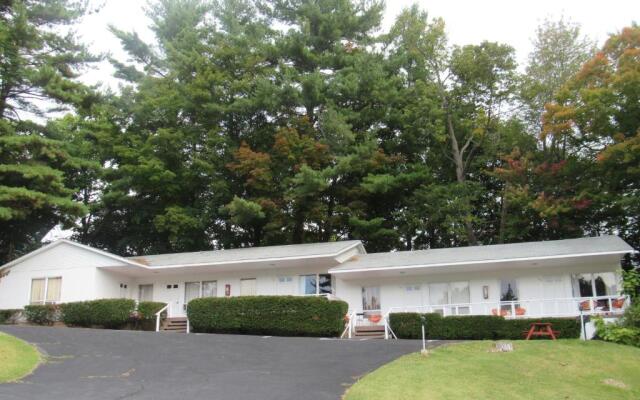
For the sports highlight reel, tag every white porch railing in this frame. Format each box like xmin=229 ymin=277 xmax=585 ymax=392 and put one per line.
xmin=380 ymin=295 xmax=629 ymax=340
xmin=383 ymin=295 xmax=629 ymax=320
xmin=340 ymin=310 xmax=357 ymax=339
xmin=155 ymin=303 xmax=170 ymax=332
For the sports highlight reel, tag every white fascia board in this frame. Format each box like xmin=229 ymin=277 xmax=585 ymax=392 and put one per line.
xmin=328 ymin=250 xmax=633 ymax=275
xmin=0 ymin=239 xmax=146 ymax=271
xmin=132 ymin=241 xmax=366 ymax=270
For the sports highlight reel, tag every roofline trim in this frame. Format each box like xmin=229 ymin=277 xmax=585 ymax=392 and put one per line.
xmin=328 ymin=249 xmax=633 ymax=275
xmin=0 ymin=239 xmax=147 ymax=271
xmin=114 ymin=241 xmax=366 ymax=270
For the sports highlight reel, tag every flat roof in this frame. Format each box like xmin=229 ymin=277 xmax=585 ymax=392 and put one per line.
xmin=127 ymin=240 xmax=365 ymax=268
xmin=329 ymin=235 xmax=634 ymax=274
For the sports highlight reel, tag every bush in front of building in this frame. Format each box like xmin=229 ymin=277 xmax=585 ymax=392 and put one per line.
xmin=389 ymin=312 xmax=581 ymax=340
xmin=0 ymin=309 xmax=22 ymax=324
xmin=24 ymin=304 xmax=60 ymax=325
xmin=136 ymin=301 xmax=167 ymax=320
xmin=60 ymin=299 xmax=136 ymax=329
xmin=188 ymin=296 xmax=349 ymax=337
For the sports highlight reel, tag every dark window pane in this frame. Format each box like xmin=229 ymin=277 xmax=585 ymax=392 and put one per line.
xmin=319 ymin=274 xmax=332 ymax=294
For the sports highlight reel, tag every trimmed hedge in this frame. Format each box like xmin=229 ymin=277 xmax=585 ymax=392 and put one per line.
xmin=188 ymin=296 xmax=348 ymax=337
xmin=60 ymin=299 xmax=136 ymax=329
xmin=389 ymin=313 xmax=581 ymax=340
xmin=0 ymin=309 xmax=22 ymax=324
xmin=136 ymin=301 xmax=167 ymax=320
xmin=24 ymin=304 xmax=60 ymax=325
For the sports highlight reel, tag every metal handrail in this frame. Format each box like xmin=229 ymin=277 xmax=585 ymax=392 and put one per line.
xmin=155 ymin=303 xmax=170 ymax=332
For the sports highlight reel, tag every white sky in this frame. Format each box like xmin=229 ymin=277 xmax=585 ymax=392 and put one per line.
xmin=75 ymin=0 xmax=639 ymax=90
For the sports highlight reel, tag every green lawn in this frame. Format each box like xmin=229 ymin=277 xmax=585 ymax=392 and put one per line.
xmin=345 ymin=340 xmax=640 ymax=400
xmin=0 ymin=332 xmax=40 ymax=383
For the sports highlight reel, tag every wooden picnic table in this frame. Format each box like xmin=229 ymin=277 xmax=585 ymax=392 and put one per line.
xmin=524 ymin=322 xmax=558 ymax=340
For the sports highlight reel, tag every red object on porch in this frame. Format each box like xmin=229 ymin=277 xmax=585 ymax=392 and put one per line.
xmin=367 ymin=314 xmax=382 ymax=323
xmin=491 ymin=309 xmax=509 ymax=317
xmin=612 ymin=298 xmax=625 ymax=309
xmin=515 ymin=307 xmax=526 ymax=316
xmin=524 ymin=322 xmax=558 ymax=340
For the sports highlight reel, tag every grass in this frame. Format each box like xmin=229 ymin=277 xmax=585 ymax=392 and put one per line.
xmin=0 ymin=332 xmax=41 ymax=383
xmin=344 ymin=340 xmax=640 ymax=400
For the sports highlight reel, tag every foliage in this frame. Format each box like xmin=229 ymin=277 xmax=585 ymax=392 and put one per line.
xmin=0 ymin=0 xmax=638 ymax=261
xmin=389 ymin=313 xmax=580 ymax=340
xmin=24 ymin=305 xmax=59 ymax=325
xmin=0 ymin=309 xmax=21 ymax=324
xmin=136 ymin=301 xmax=167 ymax=320
xmin=344 ymin=341 xmax=640 ymax=400
xmin=0 ymin=332 xmax=40 ymax=383
xmin=622 ymin=269 xmax=640 ymax=300
xmin=594 ymin=317 xmax=640 ymax=348
xmin=188 ymin=296 xmax=348 ymax=337
xmin=0 ymin=0 xmax=98 ymax=263
xmin=59 ymin=299 xmax=136 ymax=328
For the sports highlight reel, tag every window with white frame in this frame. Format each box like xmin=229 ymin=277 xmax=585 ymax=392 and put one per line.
xmin=299 ymin=274 xmax=332 ymax=295
xmin=427 ymin=282 xmax=470 ymax=315
xmin=138 ymin=284 xmax=154 ymax=302
xmin=30 ymin=277 xmax=62 ymax=305
xmin=362 ymin=286 xmax=381 ymax=313
xmin=571 ymin=272 xmax=618 ymax=297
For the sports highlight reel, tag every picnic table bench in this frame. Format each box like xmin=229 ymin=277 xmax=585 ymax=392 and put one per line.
xmin=523 ymin=322 xmax=559 ymax=340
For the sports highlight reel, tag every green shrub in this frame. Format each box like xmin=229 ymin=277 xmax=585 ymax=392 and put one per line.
xmin=59 ymin=301 xmax=94 ymax=327
xmin=389 ymin=313 xmax=581 ymax=340
xmin=188 ymin=296 xmax=348 ymax=337
xmin=594 ymin=316 xmax=640 ymax=347
xmin=59 ymin=299 xmax=136 ymax=329
xmin=136 ymin=301 xmax=167 ymax=320
xmin=24 ymin=304 xmax=59 ymax=325
xmin=621 ymin=301 xmax=640 ymax=329
xmin=0 ymin=309 xmax=22 ymax=324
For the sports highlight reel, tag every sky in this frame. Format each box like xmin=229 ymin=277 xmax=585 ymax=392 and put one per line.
xmin=74 ymin=0 xmax=640 ymax=91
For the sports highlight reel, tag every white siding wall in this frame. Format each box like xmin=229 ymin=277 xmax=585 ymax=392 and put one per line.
xmin=0 ymin=242 xmax=128 ymax=309
xmin=131 ymin=265 xmax=334 ymax=316
xmin=334 ymin=262 xmax=621 ymax=316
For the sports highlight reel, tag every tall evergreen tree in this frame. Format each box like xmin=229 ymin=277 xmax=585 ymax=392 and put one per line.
xmin=0 ymin=0 xmax=97 ymax=262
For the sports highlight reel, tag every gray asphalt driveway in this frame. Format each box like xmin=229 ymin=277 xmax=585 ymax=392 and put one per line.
xmin=0 ymin=326 xmax=440 ymax=400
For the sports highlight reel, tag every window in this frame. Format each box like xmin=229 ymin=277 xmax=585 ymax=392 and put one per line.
xmin=202 ymin=281 xmax=217 ymax=298
xmin=501 ymin=279 xmax=518 ymax=301
xmin=428 ymin=282 xmax=470 ymax=315
xmin=362 ymin=286 xmax=380 ymax=313
xmin=240 ymin=278 xmax=256 ymax=296
xmin=428 ymin=283 xmax=448 ymax=305
xmin=138 ymin=284 xmax=153 ymax=302
xmin=500 ymin=279 xmax=518 ymax=311
xmin=30 ymin=277 xmax=62 ymax=305
xmin=572 ymin=273 xmax=617 ymax=298
xmin=299 ymin=274 xmax=332 ymax=295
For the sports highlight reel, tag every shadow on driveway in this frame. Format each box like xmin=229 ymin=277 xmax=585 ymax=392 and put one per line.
xmin=0 ymin=326 xmax=443 ymax=400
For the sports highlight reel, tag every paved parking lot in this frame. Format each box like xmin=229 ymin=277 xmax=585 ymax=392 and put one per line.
xmin=0 ymin=326 xmax=438 ymax=400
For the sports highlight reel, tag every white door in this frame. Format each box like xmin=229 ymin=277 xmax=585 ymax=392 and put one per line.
xmin=184 ymin=282 xmax=200 ymax=313
xmin=240 ymin=278 xmax=257 ymax=296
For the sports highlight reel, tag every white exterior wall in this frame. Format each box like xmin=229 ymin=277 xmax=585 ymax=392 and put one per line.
xmin=0 ymin=243 xmax=127 ymax=309
xmin=131 ymin=264 xmax=335 ymax=316
xmin=333 ymin=262 xmax=621 ymax=316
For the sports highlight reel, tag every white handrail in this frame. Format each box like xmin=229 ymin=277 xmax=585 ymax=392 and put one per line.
xmin=384 ymin=295 xmax=629 ymax=320
xmin=155 ymin=303 xmax=169 ymax=332
xmin=340 ymin=310 xmax=357 ymax=339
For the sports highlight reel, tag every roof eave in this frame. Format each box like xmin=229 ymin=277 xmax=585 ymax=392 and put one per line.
xmin=329 ymin=249 xmax=633 ymax=275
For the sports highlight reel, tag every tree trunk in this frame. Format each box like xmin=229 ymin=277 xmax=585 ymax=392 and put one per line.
xmin=446 ymin=112 xmax=478 ymax=245
xmin=498 ymin=182 xmax=509 ymax=244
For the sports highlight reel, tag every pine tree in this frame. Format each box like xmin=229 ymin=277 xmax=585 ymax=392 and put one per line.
xmin=0 ymin=0 xmax=97 ymax=262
